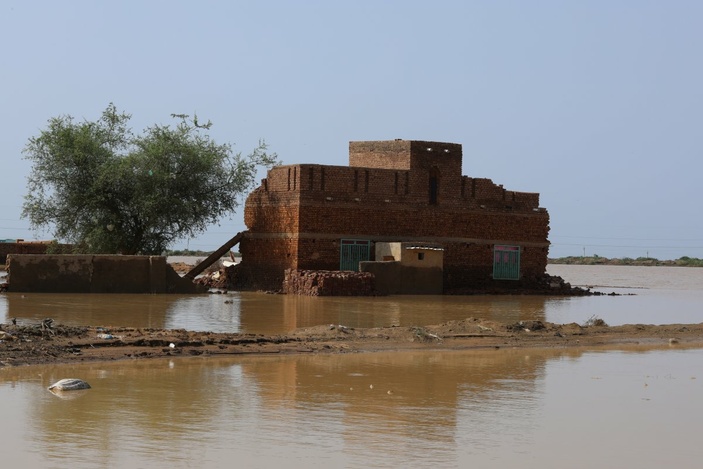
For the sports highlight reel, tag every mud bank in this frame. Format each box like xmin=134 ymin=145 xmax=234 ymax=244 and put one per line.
xmin=1 ymin=318 xmax=701 ymax=367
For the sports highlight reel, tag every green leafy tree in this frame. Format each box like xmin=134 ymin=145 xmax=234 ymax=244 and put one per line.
xmin=22 ymin=104 xmax=278 ymax=254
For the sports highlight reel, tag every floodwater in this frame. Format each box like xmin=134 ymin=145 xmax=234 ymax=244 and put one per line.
xmin=1 ymin=265 xmax=702 ymax=468
xmin=1 ymin=264 xmax=702 ymax=333
xmin=1 ymin=346 xmax=702 ymax=468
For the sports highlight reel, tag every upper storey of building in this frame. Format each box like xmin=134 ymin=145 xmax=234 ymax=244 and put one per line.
xmin=249 ymin=139 xmax=543 ymax=213
xmin=349 ymin=139 xmax=463 ymax=178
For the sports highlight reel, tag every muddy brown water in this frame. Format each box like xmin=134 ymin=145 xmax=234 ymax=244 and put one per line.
xmin=1 ymin=265 xmax=702 ymax=468
xmin=2 ymin=346 xmax=702 ymax=468
xmin=1 ymin=264 xmax=702 ymax=333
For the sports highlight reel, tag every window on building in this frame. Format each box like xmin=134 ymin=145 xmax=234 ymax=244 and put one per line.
xmin=429 ymin=167 xmax=440 ymax=205
xmin=493 ymin=245 xmax=520 ymax=280
xmin=418 ymin=252 xmax=425 ymax=261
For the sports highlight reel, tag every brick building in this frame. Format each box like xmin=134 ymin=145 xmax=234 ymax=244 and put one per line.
xmin=237 ymin=139 xmax=550 ymax=293
xmin=0 ymin=240 xmax=71 ymax=264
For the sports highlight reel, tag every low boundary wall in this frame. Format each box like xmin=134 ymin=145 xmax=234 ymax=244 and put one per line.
xmin=6 ymin=254 xmax=206 ymax=293
xmin=360 ymin=261 xmax=443 ymax=295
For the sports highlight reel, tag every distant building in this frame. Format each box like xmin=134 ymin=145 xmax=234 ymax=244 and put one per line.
xmin=0 ymin=240 xmax=71 ymax=264
xmin=237 ymin=139 xmax=550 ymax=293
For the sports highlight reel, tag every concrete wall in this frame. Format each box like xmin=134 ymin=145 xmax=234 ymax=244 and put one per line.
xmin=6 ymin=254 xmax=206 ymax=293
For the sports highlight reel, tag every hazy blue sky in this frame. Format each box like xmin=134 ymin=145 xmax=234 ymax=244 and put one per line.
xmin=2 ymin=1 xmax=701 ymax=259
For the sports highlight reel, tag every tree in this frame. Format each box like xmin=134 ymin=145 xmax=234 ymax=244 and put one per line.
xmin=22 ymin=104 xmax=279 ymax=255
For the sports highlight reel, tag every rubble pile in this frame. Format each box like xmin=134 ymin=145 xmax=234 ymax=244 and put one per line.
xmin=283 ymin=269 xmax=376 ymax=296
xmin=195 ymin=264 xmax=238 ymax=290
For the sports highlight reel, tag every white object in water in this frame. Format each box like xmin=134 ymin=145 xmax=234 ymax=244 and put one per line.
xmin=48 ymin=378 xmax=91 ymax=391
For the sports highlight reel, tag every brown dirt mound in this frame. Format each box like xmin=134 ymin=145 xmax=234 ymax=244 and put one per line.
xmin=2 ymin=318 xmax=701 ymax=367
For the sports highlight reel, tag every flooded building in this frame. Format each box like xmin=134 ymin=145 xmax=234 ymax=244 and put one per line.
xmin=237 ymin=139 xmax=550 ymax=293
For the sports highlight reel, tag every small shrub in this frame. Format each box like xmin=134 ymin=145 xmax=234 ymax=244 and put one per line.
xmin=582 ymin=315 xmax=608 ymax=327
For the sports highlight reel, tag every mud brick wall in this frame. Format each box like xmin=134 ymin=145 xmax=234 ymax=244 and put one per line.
xmin=236 ymin=236 xmax=300 ymax=290
xmin=288 ymin=166 xmax=540 ymax=211
xmin=349 ymin=140 xmax=415 ymax=170
xmin=240 ymin=140 xmax=551 ymax=292
xmin=294 ymin=204 xmax=549 ymax=242
xmin=349 ymin=140 xmax=462 ymax=171
xmin=245 ymin=188 xmax=300 ymax=233
xmin=6 ymin=254 xmax=204 ymax=293
xmin=243 ymin=199 xmax=549 ymax=291
xmin=461 ymin=177 xmax=541 ymax=211
xmin=254 ymin=164 xmax=542 ymax=216
xmin=349 ymin=140 xmax=464 ymax=205
xmin=283 ymin=269 xmax=375 ymax=296
xmin=441 ymin=243 xmax=548 ymax=291
xmin=0 ymin=242 xmax=72 ymax=264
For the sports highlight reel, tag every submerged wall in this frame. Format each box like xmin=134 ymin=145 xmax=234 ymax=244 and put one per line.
xmin=6 ymin=254 xmax=206 ymax=294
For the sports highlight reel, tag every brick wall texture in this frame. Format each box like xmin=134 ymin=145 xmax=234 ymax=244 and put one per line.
xmin=283 ymin=269 xmax=375 ymax=296
xmin=0 ymin=242 xmax=73 ymax=264
xmin=240 ymin=140 xmax=550 ymax=292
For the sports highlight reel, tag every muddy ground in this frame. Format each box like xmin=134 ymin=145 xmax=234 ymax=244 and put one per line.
xmin=1 ymin=317 xmax=701 ymax=367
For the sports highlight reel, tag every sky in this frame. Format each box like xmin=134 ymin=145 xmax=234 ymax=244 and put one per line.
xmin=1 ymin=1 xmax=701 ymax=259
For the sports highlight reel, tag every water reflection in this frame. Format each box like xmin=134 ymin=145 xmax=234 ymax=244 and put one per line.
xmin=243 ymin=348 xmax=552 ymax=465
xmin=3 ymin=349 xmax=554 ymax=468
xmin=2 ymin=346 xmax=702 ymax=468
xmin=2 ymin=266 xmax=702 ymax=333
xmin=2 ymin=291 xmax=555 ymax=334
xmin=277 ymin=294 xmax=547 ymax=330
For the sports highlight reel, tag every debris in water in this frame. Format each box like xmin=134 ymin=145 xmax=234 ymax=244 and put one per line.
xmin=48 ymin=378 xmax=91 ymax=392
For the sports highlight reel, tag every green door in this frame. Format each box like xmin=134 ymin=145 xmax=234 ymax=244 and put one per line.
xmin=340 ymin=239 xmax=371 ymax=271
xmin=493 ymin=245 xmax=521 ymax=280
